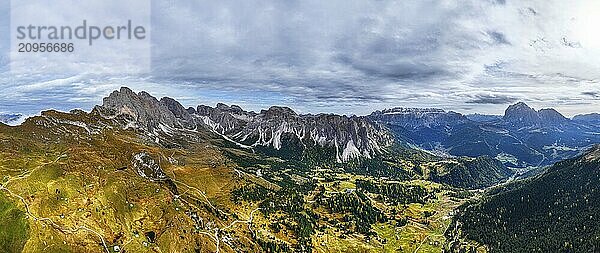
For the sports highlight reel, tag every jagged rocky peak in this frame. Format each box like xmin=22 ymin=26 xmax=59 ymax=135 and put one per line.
xmin=99 ymin=87 xmax=200 ymax=131
xmin=193 ymin=103 xmax=254 ymax=135
xmin=538 ymin=108 xmax=568 ymax=123
xmin=215 ymin=103 xmax=245 ymax=113
xmin=215 ymin=103 xmax=229 ymax=110
xmin=503 ymin=102 xmax=540 ymax=124
xmin=503 ymin=102 xmax=568 ymax=126
xmin=504 ymin=102 xmax=535 ymax=124
xmin=160 ymin=97 xmax=195 ymax=128
xmin=195 ymin=105 xmax=214 ymax=116
xmin=160 ymin=97 xmax=190 ymax=118
xmin=186 ymin=107 xmax=197 ymax=115
xmin=101 ymin=87 xmax=179 ymax=129
xmin=504 ymin=102 xmax=536 ymax=117
xmin=261 ymin=106 xmax=298 ymax=119
xmin=196 ymin=103 xmax=253 ymax=116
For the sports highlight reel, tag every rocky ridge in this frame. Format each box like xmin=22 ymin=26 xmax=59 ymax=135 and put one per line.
xmin=96 ymin=87 xmax=393 ymax=162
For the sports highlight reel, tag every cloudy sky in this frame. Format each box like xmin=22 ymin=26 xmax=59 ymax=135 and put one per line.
xmin=1 ymin=0 xmax=600 ymax=117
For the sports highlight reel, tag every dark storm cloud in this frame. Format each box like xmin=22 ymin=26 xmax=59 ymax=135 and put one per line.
xmin=465 ymin=94 xmax=518 ymax=104
xmin=145 ymin=0 xmax=501 ymax=107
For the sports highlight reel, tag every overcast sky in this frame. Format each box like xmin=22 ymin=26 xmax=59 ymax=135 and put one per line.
xmin=1 ymin=0 xmax=599 ymax=117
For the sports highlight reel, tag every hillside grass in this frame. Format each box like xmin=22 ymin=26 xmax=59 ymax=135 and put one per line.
xmin=0 ymin=192 xmax=29 ymax=253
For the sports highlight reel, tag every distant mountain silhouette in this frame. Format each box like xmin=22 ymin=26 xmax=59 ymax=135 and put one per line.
xmin=369 ymin=102 xmax=600 ymax=167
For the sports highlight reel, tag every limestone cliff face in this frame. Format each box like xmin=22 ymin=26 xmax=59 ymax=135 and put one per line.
xmin=97 ymin=87 xmax=394 ymax=162
xmin=196 ymin=104 xmax=393 ymax=162
xmin=100 ymin=87 xmax=181 ymax=131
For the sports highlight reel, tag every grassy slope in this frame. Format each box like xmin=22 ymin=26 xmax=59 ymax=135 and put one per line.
xmin=0 ymin=192 xmax=29 ymax=253
xmin=0 ymin=111 xmax=256 ymax=252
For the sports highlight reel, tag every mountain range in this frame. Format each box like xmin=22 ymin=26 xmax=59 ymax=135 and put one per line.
xmin=97 ymin=87 xmax=394 ymax=163
xmin=5 ymin=88 xmax=600 ymax=169
xmin=4 ymin=88 xmax=600 ymax=171
xmin=369 ymin=102 xmax=600 ymax=168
